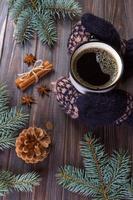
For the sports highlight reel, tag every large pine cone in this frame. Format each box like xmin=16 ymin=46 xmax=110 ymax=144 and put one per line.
xmin=15 ymin=127 xmax=51 ymax=164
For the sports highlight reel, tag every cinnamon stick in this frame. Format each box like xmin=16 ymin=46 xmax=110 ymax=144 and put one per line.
xmin=15 ymin=61 xmax=53 ymax=91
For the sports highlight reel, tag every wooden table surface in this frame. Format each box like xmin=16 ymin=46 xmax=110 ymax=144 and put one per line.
xmin=1 ymin=0 xmax=133 ymax=200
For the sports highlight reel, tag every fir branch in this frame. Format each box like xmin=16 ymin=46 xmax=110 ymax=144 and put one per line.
xmin=9 ymin=0 xmax=29 ymax=21
xmin=13 ymin=172 xmax=41 ymax=192
xmin=57 ymin=165 xmax=98 ymax=197
xmin=80 ymin=133 xmax=110 ymax=199
xmin=0 ymin=180 xmax=8 ymax=197
xmin=8 ymin=0 xmax=17 ymax=10
xmin=0 ymin=171 xmax=41 ymax=196
xmin=80 ymin=133 xmax=108 ymax=181
xmin=0 ymin=134 xmax=16 ymax=150
xmin=34 ymin=12 xmax=57 ymax=46
xmin=8 ymin=0 xmax=82 ymax=46
xmin=0 ymin=84 xmax=9 ymax=114
xmin=0 ymin=107 xmax=28 ymax=135
xmin=57 ymin=132 xmax=133 ymax=200
xmin=128 ymin=179 xmax=133 ymax=199
xmin=29 ymin=0 xmax=38 ymax=10
xmin=9 ymin=0 xmax=38 ymax=12
xmin=0 ymin=107 xmax=29 ymax=150
xmin=0 ymin=171 xmax=15 ymax=192
xmin=40 ymin=0 xmax=82 ymax=19
xmin=14 ymin=8 xmax=35 ymax=44
xmin=107 ymin=151 xmax=130 ymax=189
xmin=103 ymin=153 xmax=130 ymax=199
xmin=0 ymin=83 xmax=29 ymax=150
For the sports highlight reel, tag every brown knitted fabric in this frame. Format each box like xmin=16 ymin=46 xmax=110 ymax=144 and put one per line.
xmin=67 ymin=20 xmax=127 ymax=55
xmin=16 ymin=127 xmax=51 ymax=164
xmin=67 ymin=21 xmax=91 ymax=54
xmin=115 ymin=93 xmax=133 ymax=125
xmin=56 ymin=77 xmax=79 ymax=119
xmin=55 ymin=77 xmax=133 ymax=127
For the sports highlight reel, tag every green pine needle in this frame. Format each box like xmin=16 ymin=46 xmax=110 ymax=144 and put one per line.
xmin=34 ymin=12 xmax=57 ymax=46
xmin=0 ymin=171 xmax=41 ymax=196
xmin=9 ymin=0 xmax=29 ymax=22
xmin=0 ymin=107 xmax=28 ymax=134
xmin=128 ymin=179 xmax=133 ymax=199
xmin=57 ymin=132 xmax=133 ymax=200
xmin=80 ymin=133 xmax=109 ymax=180
xmin=14 ymin=8 xmax=35 ymax=44
xmin=0 ymin=107 xmax=29 ymax=150
xmin=13 ymin=172 xmax=41 ymax=192
xmin=0 ymin=135 xmax=16 ymax=150
xmin=0 ymin=84 xmax=9 ymax=114
xmin=8 ymin=0 xmax=17 ymax=10
xmin=41 ymin=0 xmax=82 ymax=19
xmin=8 ymin=0 xmax=82 ymax=46
xmin=57 ymin=165 xmax=98 ymax=197
xmin=0 ymin=83 xmax=29 ymax=150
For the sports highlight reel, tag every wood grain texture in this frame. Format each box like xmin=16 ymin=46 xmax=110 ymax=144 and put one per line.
xmin=0 ymin=0 xmax=133 ymax=200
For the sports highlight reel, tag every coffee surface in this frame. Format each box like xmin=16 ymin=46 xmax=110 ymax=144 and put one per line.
xmin=77 ymin=53 xmax=110 ymax=86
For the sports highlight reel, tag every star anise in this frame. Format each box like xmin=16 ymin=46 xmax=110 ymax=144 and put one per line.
xmin=37 ymin=85 xmax=51 ymax=97
xmin=24 ymin=54 xmax=36 ymax=66
xmin=21 ymin=95 xmax=35 ymax=106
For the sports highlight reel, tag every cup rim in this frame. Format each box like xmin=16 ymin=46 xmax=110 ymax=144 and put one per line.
xmin=70 ymin=41 xmax=123 ymax=92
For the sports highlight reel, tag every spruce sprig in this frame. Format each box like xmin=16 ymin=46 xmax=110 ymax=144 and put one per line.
xmin=0 ymin=83 xmax=29 ymax=150
xmin=0 ymin=84 xmax=9 ymax=114
xmin=34 ymin=12 xmax=57 ymax=46
xmin=40 ymin=0 xmax=82 ymax=19
xmin=9 ymin=0 xmax=31 ymax=22
xmin=0 ymin=134 xmax=17 ymax=150
xmin=57 ymin=132 xmax=133 ymax=200
xmin=8 ymin=0 xmax=82 ymax=46
xmin=0 ymin=171 xmax=41 ymax=196
xmin=14 ymin=8 xmax=35 ymax=43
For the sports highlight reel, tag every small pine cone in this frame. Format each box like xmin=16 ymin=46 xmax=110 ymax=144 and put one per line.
xmin=15 ymin=127 xmax=51 ymax=164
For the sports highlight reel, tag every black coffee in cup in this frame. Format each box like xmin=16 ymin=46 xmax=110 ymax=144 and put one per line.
xmin=76 ymin=52 xmax=110 ymax=86
xmin=70 ymin=42 xmax=123 ymax=93
xmin=74 ymin=48 xmax=118 ymax=88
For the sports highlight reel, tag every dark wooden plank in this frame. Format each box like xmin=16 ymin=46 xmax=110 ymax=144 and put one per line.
xmin=0 ymin=0 xmax=133 ymax=200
